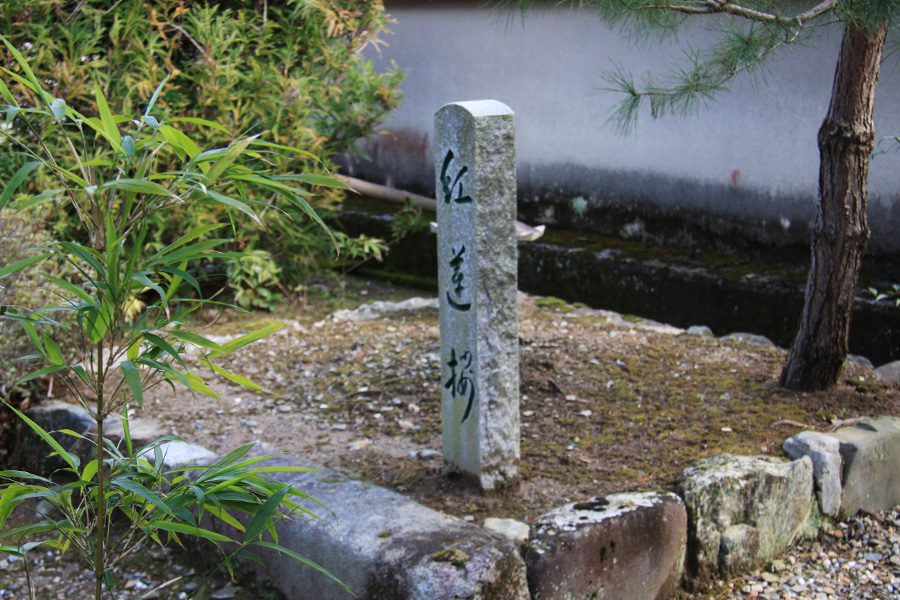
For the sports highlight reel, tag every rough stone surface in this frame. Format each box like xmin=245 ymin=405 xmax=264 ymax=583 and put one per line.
xmin=830 ymin=416 xmax=900 ymax=517
xmin=435 ymin=100 xmax=519 ymax=490
xmin=873 ymin=360 xmax=900 ymax=382
xmin=676 ymin=454 xmax=816 ymax=579
xmin=721 ymin=332 xmax=776 ymax=348
xmin=686 ymin=325 xmax=714 ymax=338
xmin=26 ymin=400 xmax=93 ymax=449
xmin=236 ymin=450 xmax=529 ymax=600
xmin=482 ymin=518 xmax=530 ymax=548
xmin=718 ymin=524 xmax=761 ymax=574
xmin=525 ymin=492 xmax=686 ymax=600
xmin=138 ymin=440 xmax=218 ymax=470
xmin=99 ymin=417 xmax=167 ymax=447
xmin=845 ymin=354 xmax=874 ymax=370
xmin=784 ymin=431 xmax=843 ymax=516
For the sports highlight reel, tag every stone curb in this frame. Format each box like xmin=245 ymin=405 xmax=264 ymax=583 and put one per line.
xmin=21 ymin=402 xmax=900 ymax=599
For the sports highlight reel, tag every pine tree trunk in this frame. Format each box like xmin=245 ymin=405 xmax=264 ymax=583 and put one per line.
xmin=779 ymin=21 xmax=887 ymax=391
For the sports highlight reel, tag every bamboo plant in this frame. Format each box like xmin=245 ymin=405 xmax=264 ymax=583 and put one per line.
xmin=0 ymin=36 xmax=348 ymax=599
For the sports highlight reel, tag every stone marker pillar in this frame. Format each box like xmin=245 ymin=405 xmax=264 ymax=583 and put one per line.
xmin=435 ymin=100 xmax=519 ymax=491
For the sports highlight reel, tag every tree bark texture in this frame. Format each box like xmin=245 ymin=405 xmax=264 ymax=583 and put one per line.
xmin=779 ymin=21 xmax=888 ymax=391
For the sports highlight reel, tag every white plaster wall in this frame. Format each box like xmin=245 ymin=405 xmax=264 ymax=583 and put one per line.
xmin=366 ymin=3 xmax=900 ymax=203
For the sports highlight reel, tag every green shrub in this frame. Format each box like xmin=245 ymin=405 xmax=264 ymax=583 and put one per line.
xmin=1 ymin=0 xmax=404 ymax=302
xmin=0 ymin=38 xmax=348 ymax=599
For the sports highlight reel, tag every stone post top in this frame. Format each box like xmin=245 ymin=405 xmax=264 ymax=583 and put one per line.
xmin=437 ymin=99 xmax=514 ymax=118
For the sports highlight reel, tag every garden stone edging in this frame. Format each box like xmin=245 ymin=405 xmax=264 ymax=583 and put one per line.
xmin=20 ymin=402 xmax=900 ymax=599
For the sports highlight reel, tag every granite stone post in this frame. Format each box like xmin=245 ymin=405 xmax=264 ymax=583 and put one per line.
xmin=435 ymin=100 xmax=519 ymax=491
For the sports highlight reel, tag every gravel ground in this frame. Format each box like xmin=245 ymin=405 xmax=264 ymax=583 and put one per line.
xmin=697 ymin=510 xmax=900 ymax=600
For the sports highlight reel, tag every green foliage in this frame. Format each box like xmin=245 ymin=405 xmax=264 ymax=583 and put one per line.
xmin=490 ymin=0 xmax=898 ymax=132
xmin=0 ymin=207 xmax=78 ymax=399
xmin=1 ymin=0 xmax=405 ymax=302
xmin=0 ymin=37 xmax=346 ymax=598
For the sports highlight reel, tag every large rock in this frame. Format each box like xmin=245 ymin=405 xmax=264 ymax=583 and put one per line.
xmin=873 ymin=360 xmax=900 ymax=382
xmin=830 ymin=417 xmax=900 ymax=517
xmin=783 ymin=431 xmax=843 ymax=516
xmin=526 ymin=492 xmax=686 ymax=600
xmin=676 ymin=454 xmax=816 ymax=579
xmin=232 ymin=451 xmax=529 ymax=600
xmin=27 ymin=399 xmax=93 ymax=434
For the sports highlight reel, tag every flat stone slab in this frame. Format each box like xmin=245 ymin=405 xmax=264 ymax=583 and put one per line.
xmin=240 ymin=451 xmax=529 ymax=600
xmin=830 ymin=417 xmax=900 ymax=517
xmin=526 ymin=492 xmax=686 ymax=600
xmin=677 ymin=454 xmax=816 ymax=578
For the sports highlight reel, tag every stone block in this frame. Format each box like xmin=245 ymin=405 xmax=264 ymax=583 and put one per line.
xmin=483 ymin=518 xmax=530 ymax=548
xmin=526 ymin=492 xmax=686 ymax=600
xmin=435 ymin=100 xmax=519 ymax=491
xmin=830 ymin=417 xmax=900 ymax=517
xmin=783 ymin=431 xmax=842 ymax=516
xmin=233 ymin=451 xmax=529 ymax=600
xmin=676 ymin=454 xmax=815 ymax=579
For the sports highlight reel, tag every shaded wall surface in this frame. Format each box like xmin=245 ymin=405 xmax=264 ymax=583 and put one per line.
xmin=342 ymin=2 xmax=900 ymax=260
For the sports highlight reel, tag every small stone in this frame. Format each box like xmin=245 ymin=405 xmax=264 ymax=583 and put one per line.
xmin=211 ymin=585 xmax=241 ymax=600
xmin=864 ymin=552 xmax=883 ymax=562
xmin=579 ymin=410 xmax=593 ymax=417
xmin=0 ymin=559 xmax=7 ymax=570
xmin=278 ymin=405 xmax=292 ymax=413
xmin=349 ymin=439 xmax=370 ymax=451
xmin=761 ymin=572 xmax=780 ymax=583
xmin=482 ymin=517 xmax=530 ymax=547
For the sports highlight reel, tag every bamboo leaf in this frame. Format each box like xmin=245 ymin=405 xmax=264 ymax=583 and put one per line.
xmin=120 ymin=360 xmax=144 ymax=407
xmin=202 ymin=361 xmax=261 ymax=391
xmin=102 ymin=179 xmax=171 ymax=196
xmin=94 ymin=82 xmax=122 ymax=145
xmin=244 ymin=487 xmax=287 ymax=543
xmin=0 ymin=252 xmax=50 ymax=278
xmin=208 ymin=323 xmax=285 ymax=359
xmin=122 ymin=135 xmax=135 ymax=158
xmin=4 ymin=403 xmax=79 ymax=470
xmin=158 ymin=124 xmax=200 ymax=160
xmin=81 ymin=459 xmax=99 ymax=482
xmin=40 ymin=274 xmax=94 ymax=303
xmin=252 ymin=541 xmax=349 ymax=593
xmin=169 ymin=117 xmax=231 ymax=134
xmin=168 ymin=331 xmax=226 ymax=353
xmin=42 ymin=334 xmax=64 ymax=366
xmin=0 ymin=161 xmax=41 ymax=210
xmin=203 ymin=136 xmax=257 ymax=186
xmin=201 ymin=190 xmax=263 ymax=226
xmin=147 ymin=521 xmax=233 ymax=543
xmin=49 ymin=98 xmax=66 ymax=121
xmin=113 ymin=477 xmax=175 ymax=517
